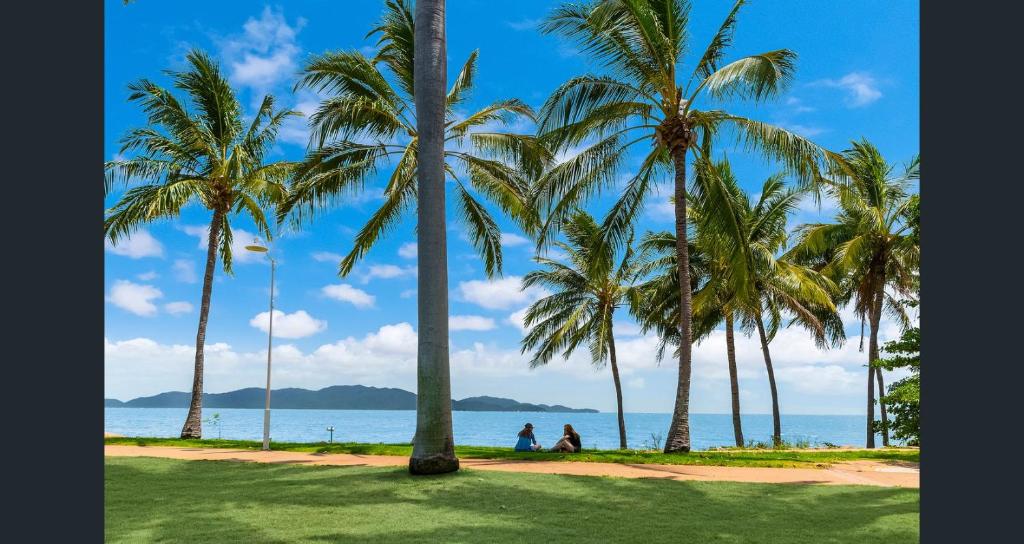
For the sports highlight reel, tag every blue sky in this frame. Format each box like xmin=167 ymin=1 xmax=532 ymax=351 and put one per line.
xmin=104 ymin=0 xmax=919 ymax=414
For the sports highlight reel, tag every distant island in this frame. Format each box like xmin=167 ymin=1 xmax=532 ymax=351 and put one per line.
xmin=105 ymin=385 xmax=599 ymax=413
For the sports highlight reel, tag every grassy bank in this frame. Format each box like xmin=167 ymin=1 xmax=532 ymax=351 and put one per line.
xmin=105 ymin=436 xmax=919 ymax=468
xmin=106 ymin=457 xmax=918 ymax=543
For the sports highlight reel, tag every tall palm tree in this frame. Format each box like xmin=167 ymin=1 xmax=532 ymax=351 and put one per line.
xmin=280 ymin=0 xmax=548 ymax=278
xmin=277 ymin=0 xmax=547 ymax=475
xmin=694 ymin=160 xmax=843 ymax=447
xmin=534 ymin=0 xmax=844 ymax=452
xmin=411 ymin=0 xmax=456 ymax=474
xmin=520 ymin=212 xmax=637 ymax=449
xmin=104 ymin=50 xmax=295 ymax=438
xmin=787 ymin=140 xmax=919 ymax=448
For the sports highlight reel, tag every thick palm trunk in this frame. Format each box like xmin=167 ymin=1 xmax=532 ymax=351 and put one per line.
xmin=665 ymin=149 xmax=693 ymax=453
xmin=179 ymin=209 xmax=223 ymax=439
xmin=608 ymin=329 xmax=627 ymax=449
xmin=725 ymin=313 xmax=743 ymax=447
xmin=866 ymin=271 xmax=886 ymax=448
xmin=409 ymin=0 xmax=458 ymax=475
xmin=755 ymin=315 xmax=782 ymax=446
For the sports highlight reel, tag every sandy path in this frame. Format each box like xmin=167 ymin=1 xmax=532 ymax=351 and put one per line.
xmin=105 ymin=445 xmax=918 ymax=488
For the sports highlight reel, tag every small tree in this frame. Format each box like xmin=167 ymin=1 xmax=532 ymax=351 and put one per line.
xmin=873 ymin=309 xmax=920 ymax=445
xmin=203 ymin=413 xmax=222 ymax=439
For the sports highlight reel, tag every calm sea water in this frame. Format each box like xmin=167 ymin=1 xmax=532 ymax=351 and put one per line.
xmin=105 ymin=408 xmax=890 ymax=450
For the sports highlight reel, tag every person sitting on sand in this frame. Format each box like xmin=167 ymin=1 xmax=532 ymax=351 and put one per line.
xmin=548 ymin=424 xmax=582 ymax=453
xmin=514 ymin=423 xmax=542 ymax=452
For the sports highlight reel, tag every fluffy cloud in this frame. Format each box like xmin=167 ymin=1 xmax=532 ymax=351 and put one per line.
xmin=507 ymin=306 xmax=530 ymax=332
xmin=180 ymin=225 xmax=266 ymax=264
xmin=360 ymin=264 xmax=416 ymax=284
xmin=249 ymin=309 xmax=327 ymax=339
xmin=500 ymin=232 xmax=530 ymax=247
xmin=321 ymin=283 xmax=375 ymax=308
xmin=137 ymin=271 xmax=159 ymax=281
xmin=220 ymin=7 xmax=306 ymax=91
xmin=173 ymin=259 xmax=197 ymax=284
xmin=449 ymin=315 xmax=497 ymax=331
xmin=106 ymin=280 xmax=162 ymax=317
xmin=398 ymin=242 xmax=418 ymax=259
xmin=311 ymin=251 xmax=344 ymax=263
xmin=814 ymin=72 xmax=882 ymax=107
xmin=104 ymin=229 xmax=163 ymax=259
xmin=506 ymin=18 xmax=540 ymax=31
xmin=458 ymin=276 xmax=548 ymax=310
xmin=164 ymin=301 xmax=194 ymax=315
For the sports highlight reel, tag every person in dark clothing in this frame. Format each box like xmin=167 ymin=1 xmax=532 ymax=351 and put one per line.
xmin=549 ymin=424 xmax=581 ymax=453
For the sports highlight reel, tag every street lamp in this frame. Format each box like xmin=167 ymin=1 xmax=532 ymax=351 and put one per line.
xmin=246 ymin=240 xmax=275 ymax=451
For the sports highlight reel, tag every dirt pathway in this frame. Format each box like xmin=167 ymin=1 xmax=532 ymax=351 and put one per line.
xmin=105 ymin=445 xmax=918 ymax=488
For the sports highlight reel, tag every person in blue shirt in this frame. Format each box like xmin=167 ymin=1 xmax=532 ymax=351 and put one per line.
xmin=514 ymin=423 xmax=542 ymax=452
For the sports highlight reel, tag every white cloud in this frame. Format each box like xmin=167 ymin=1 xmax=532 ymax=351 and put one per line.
xmin=311 ymin=251 xmax=344 ymax=263
xmin=627 ymin=377 xmax=646 ymax=389
xmin=507 ymin=306 xmax=530 ymax=332
xmin=500 ymin=232 xmax=531 ymax=247
xmin=784 ymin=96 xmax=816 ymax=113
xmin=449 ymin=315 xmax=497 ymax=331
xmin=249 ymin=309 xmax=327 ymax=339
xmin=164 ymin=301 xmax=194 ymax=315
xmin=398 ymin=242 xmax=418 ymax=259
xmin=321 ymin=283 xmax=375 ymax=308
xmin=360 ymin=264 xmax=416 ymax=284
xmin=813 ymin=72 xmax=882 ymax=107
xmin=106 ymin=280 xmax=163 ymax=317
xmin=400 ymin=289 xmax=416 ymax=299
xmin=105 ymin=229 xmax=164 ymax=259
xmin=220 ymin=7 xmax=306 ymax=91
xmin=173 ymin=259 xmax=198 ymax=284
xmin=780 ymin=123 xmax=827 ymax=137
xmin=458 ymin=276 xmax=548 ymax=310
xmin=278 ymin=91 xmax=320 ymax=147
xmin=137 ymin=271 xmax=159 ymax=281
xmin=506 ymin=18 xmax=540 ymax=31
xmin=180 ymin=225 xmax=266 ymax=264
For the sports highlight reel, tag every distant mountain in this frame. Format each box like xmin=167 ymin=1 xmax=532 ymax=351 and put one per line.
xmin=108 ymin=385 xmax=598 ymax=413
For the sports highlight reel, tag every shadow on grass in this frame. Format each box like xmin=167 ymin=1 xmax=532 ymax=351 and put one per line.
xmin=105 ymin=457 xmax=919 ymax=544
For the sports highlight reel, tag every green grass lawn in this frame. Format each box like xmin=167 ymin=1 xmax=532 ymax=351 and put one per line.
xmin=106 ymin=457 xmax=919 ymax=543
xmin=105 ymin=436 xmax=919 ymax=468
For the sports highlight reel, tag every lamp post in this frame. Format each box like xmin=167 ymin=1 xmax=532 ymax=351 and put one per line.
xmin=246 ymin=241 xmax=274 ymax=451
xmin=327 ymin=425 xmax=335 ymax=444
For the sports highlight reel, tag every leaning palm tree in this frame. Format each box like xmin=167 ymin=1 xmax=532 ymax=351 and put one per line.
xmin=787 ymin=140 xmax=919 ymax=448
xmin=104 ymin=50 xmax=295 ymax=438
xmin=520 ymin=212 xmax=637 ymax=449
xmin=280 ymin=0 xmax=548 ymax=278
xmin=535 ymin=0 xmax=844 ymax=452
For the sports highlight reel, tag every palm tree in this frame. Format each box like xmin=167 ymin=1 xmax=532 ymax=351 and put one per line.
xmin=786 ymin=140 xmax=919 ymax=448
xmin=410 ymin=0 xmax=456 ymax=474
xmin=280 ymin=0 xmax=548 ymax=278
xmin=633 ymin=157 xmax=843 ymax=447
xmin=104 ymin=50 xmax=295 ymax=438
xmin=520 ymin=212 xmax=637 ymax=449
xmin=694 ymin=160 xmax=843 ymax=447
xmin=534 ymin=0 xmax=844 ymax=452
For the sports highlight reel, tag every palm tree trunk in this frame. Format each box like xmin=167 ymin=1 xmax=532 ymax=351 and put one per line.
xmin=665 ymin=149 xmax=693 ymax=453
xmin=866 ymin=270 xmax=886 ymax=448
xmin=725 ymin=313 xmax=743 ymax=447
xmin=607 ymin=324 xmax=627 ymax=449
xmin=179 ymin=209 xmax=223 ymax=439
xmin=409 ymin=0 xmax=458 ymax=475
xmin=876 ymin=366 xmax=889 ymax=446
xmin=755 ymin=314 xmax=782 ymax=447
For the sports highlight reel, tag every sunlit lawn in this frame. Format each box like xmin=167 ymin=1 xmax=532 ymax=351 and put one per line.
xmin=105 ymin=457 xmax=919 ymax=543
xmin=105 ymin=436 xmax=919 ymax=468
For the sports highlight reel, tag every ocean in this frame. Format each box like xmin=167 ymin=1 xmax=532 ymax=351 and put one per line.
xmin=105 ymin=408 xmax=892 ymax=450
